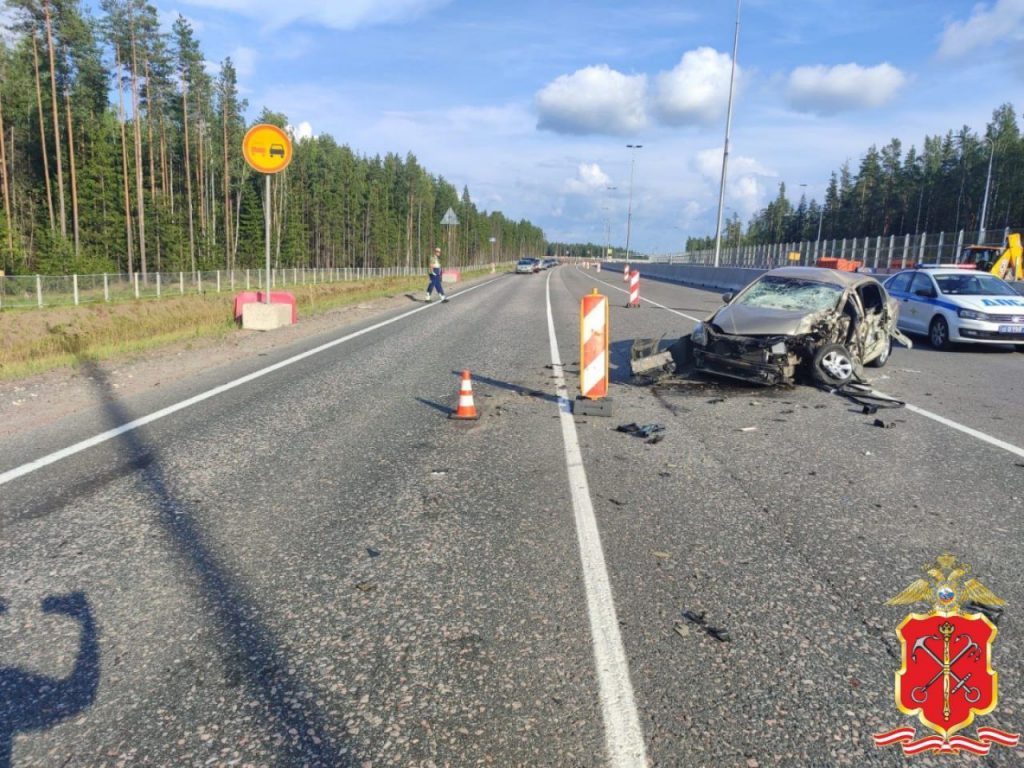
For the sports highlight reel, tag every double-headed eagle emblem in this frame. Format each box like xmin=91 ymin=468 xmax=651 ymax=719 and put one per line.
xmin=874 ymin=553 xmax=1019 ymax=757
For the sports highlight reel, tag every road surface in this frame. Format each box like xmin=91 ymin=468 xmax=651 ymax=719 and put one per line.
xmin=2 ymin=266 xmax=1023 ymax=767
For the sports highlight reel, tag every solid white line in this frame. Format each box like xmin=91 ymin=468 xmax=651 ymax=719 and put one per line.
xmin=575 ymin=267 xmax=704 ymax=322
xmin=902 ymin=402 xmax=1024 ymax=459
xmin=0 ymin=278 xmax=501 ymax=487
xmin=579 ymin=268 xmax=1024 ymax=460
xmin=545 ymin=271 xmax=647 ymax=767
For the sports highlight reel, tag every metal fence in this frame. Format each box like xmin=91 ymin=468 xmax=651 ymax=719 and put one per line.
xmin=0 ymin=265 xmax=438 ymax=310
xmin=656 ymin=227 xmax=1019 ymax=271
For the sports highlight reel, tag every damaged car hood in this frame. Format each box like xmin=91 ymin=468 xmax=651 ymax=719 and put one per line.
xmin=710 ymin=304 xmax=828 ymax=336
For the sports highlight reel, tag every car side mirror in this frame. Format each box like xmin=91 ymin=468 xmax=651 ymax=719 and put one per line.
xmin=914 ymin=288 xmax=935 ymax=298
xmin=721 ymin=293 xmax=734 ymax=303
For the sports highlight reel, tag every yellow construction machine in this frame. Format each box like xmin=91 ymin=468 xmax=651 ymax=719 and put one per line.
xmin=958 ymin=232 xmax=1023 ymax=281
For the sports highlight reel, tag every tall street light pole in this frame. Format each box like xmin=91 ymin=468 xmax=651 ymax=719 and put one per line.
xmin=625 ymin=144 xmax=642 ymax=262
xmin=604 ymin=185 xmax=616 ymax=258
xmin=713 ymin=0 xmax=741 ymax=268
xmin=979 ymin=135 xmax=996 ymax=245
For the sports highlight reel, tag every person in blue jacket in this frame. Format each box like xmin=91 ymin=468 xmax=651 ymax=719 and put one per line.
xmin=426 ymin=247 xmax=448 ymax=302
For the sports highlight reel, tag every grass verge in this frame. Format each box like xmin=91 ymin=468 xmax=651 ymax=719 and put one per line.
xmin=0 ymin=270 xmax=495 ymax=380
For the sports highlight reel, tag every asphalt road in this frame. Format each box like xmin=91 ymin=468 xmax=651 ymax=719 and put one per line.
xmin=2 ymin=265 xmax=1024 ymax=767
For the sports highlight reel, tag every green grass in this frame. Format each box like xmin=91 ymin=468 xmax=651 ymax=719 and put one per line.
xmin=0 ymin=270 xmax=498 ymax=381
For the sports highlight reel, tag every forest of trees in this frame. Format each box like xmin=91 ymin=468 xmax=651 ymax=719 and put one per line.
xmin=0 ymin=0 xmax=546 ymax=277
xmin=689 ymin=104 xmax=1024 ymax=251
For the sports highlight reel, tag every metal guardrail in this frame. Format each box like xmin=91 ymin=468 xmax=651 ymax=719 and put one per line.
xmin=0 ymin=265 xmax=460 ymax=310
xmin=657 ymin=228 xmax=1020 ymax=270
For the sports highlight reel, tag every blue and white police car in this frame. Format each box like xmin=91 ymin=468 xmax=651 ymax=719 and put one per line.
xmin=882 ymin=267 xmax=1024 ymax=350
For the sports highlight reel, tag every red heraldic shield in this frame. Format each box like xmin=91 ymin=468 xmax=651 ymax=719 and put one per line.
xmin=896 ymin=613 xmax=998 ymax=739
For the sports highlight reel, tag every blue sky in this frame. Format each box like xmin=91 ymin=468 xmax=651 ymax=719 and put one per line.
xmin=155 ymin=0 xmax=1020 ymax=252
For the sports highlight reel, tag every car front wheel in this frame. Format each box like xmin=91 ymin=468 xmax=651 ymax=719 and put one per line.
xmin=929 ymin=316 xmax=951 ymax=350
xmin=811 ymin=343 xmax=855 ymax=386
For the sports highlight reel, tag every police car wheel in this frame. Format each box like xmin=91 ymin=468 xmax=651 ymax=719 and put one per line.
xmin=866 ymin=336 xmax=891 ymax=368
xmin=929 ymin=316 xmax=951 ymax=350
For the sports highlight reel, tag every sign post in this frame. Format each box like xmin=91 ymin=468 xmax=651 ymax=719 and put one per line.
xmin=242 ymin=123 xmax=293 ymax=305
xmin=441 ymin=207 xmax=459 ymax=266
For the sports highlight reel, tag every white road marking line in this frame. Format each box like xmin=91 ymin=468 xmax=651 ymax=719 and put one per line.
xmin=545 ymin=271 xmax=647 ymax=767
xmin=575 ymin=266 xmax=704 ymax=322
xmin=0 ymin=279 xmax=501 ymax=487
xmin=901 ymin=402 xmax=1024 ymax=459
xmin=576 ymin=268 xmax=1024 ymax=461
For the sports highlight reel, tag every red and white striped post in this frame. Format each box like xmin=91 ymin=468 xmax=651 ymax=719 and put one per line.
xmin=596 ymin=262 xmax=601 ymax=273
xmin=627 ymin=270 xmax=640 ymax=307
xmin=623 ymin=263 xmax=630 ymax=282
xmin=580 ymin=288 xmax=609 ymax=399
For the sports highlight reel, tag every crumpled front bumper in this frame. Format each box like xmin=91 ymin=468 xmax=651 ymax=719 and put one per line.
xmin=692 ymin=330 xmax=796 ymax=385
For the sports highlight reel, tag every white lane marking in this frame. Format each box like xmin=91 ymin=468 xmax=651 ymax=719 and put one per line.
xmin=0 ymin=279 xmax=501 ymax=487
xmin=545 ymin=271 xmax=647 ymax=767
xmin=575 ymin=266 xmax=704 ymax=322
xmin=578 ymin=267 xmax=1024 ymax=460
xmin=902 ymin=402 xmax=1024 ymax=459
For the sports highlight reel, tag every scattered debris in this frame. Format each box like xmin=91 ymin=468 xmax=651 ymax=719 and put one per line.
xmin=707 ymin=397 xmax=726 ymax=405
xmin=673 ymin=622 xmax=690 ymax=639
xmin=355 ymin=581 xmax=376 ymax=593
xmin=658 ymin=471 xmax=671 ymax=478
xmin=646 ymin=434 xmax=665 ymax=445
xmin=366 ymin=547 xmax=381 ymax=558
xmin=862 ymin=404 xmax=879 ymax=415
xmin=680 ymin=609 xmax=731 ymax=642
xmin=430 ymin=469 xmax=449 ymax=477
xmin=864 ymin=450 xmax=873 ymax=456
xmin=738 ymin=426 xmax=758 ymax=433
xmin=872 ymin=418 xmax=896 ymax=429
xmin=616 ymin=423 xmax=665 ymax=438
xmin=608 ymin=498 xmax=625 ymax=507
xmin=652 ymin=551 xmax=671 ymax=559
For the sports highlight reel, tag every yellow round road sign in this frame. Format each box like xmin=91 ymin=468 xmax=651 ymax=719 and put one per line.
xmin=242 ymin=123 xmax=293 ymax=174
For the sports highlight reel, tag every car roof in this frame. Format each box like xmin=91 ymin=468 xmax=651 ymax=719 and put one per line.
xmin=898 ymin=268 xmax=999 ymax=277
xmin=763 ymin=266 xmax=871 ymax=288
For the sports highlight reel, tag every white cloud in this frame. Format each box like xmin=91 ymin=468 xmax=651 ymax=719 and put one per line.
xmin=692 ymin=148 xmax=776 ymax=218
xmin=287 ymin=121 xmax=314 ymax=141
xmin=693 ymin=148 xmax=774 ymax=181
xmin=938 ymin=0 xmax=1024 ymax=58
xmin=786 ymin=63 xmax=907 ymax=115
xmin=179 ymin=0 xmax=451 ymax=30
xmin=535 ymin=65 xmax=648 ymax=136
xmin=565 ymin=163 xmax=611 ymax=194
xmin=653 ymin=47 xmax=737 ymax=125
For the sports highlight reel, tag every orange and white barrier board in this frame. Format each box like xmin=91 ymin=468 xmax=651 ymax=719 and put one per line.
xmin=628 ymin=270 xmax=640 ymax=307
xmin=580 ymin=289 xmax=609 ymax=399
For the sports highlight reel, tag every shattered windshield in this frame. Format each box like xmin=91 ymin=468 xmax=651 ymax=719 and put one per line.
xmin=934 ymin=274 xmax=1019 ymax=296
xmin=735 ymin=276 xmax=843 ymax=312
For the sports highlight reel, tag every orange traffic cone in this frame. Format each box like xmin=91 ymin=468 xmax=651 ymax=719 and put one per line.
xmin=450 ymin=370 xmax=480 ymax=420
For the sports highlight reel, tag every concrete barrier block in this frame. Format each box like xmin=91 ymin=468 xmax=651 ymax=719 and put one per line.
xmin=242 ymin=302 xmax=292 ymax=330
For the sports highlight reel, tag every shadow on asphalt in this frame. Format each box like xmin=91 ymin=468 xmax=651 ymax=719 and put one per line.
xmin=71 ymin=359 xmax=353 ymax=766
xmin=453 ymin=371 xmax=561 ymax=405
xmin=415 ymin=396 xmax=452 ymax=416
xmin=0 ymin=592 xmax=99 ymax=768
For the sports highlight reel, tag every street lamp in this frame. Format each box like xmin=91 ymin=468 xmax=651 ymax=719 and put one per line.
xmin=625 ymin=145 xmax=642 ymax=262
xmin=979 ymin=134 xmax=996 ymax=245
xmin=713 ymin=0 xmax=741 ymax=269
xmin=800 ymin=182 xmax=824 ymax=247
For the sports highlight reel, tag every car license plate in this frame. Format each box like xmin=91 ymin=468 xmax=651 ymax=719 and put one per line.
xmin=998 ymin=325 xmax=1024 ymax=334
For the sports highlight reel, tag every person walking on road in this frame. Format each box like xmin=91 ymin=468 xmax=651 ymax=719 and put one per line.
xmin=426 ymin=247 xmax=448 ymax=303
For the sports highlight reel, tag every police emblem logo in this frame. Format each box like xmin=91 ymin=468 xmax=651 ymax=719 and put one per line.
xmin=874 ymin=554 xmax=1021 ymax=756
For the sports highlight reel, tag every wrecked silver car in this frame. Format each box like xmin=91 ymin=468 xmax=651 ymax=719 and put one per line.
xmin=689 ymin=267 xmax=912 ymax=386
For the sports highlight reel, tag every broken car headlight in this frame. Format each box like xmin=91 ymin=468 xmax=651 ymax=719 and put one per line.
xmin=958 ymin=309 xmax=994 ymax=322
xmin=692 ymin=322 xmax=708 ymax=346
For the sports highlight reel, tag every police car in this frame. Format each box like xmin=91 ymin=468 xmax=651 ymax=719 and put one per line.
xmin=882 ymin=267 xmax=1024 ymax=350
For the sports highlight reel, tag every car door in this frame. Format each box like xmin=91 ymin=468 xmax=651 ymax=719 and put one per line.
xmin=904 ymin=272 xmax=937 ymax=334
xmin=885 ymin=272 xmax=914 ymax=331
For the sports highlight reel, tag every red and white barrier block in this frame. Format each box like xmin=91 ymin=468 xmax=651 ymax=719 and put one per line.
xmin=627 ymin=270 xmax=640 ymax=307
xmin=574 ymin=289 xmax=612 ymax=416
xmin=623 ymin=264 xmax=630 ymax=282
